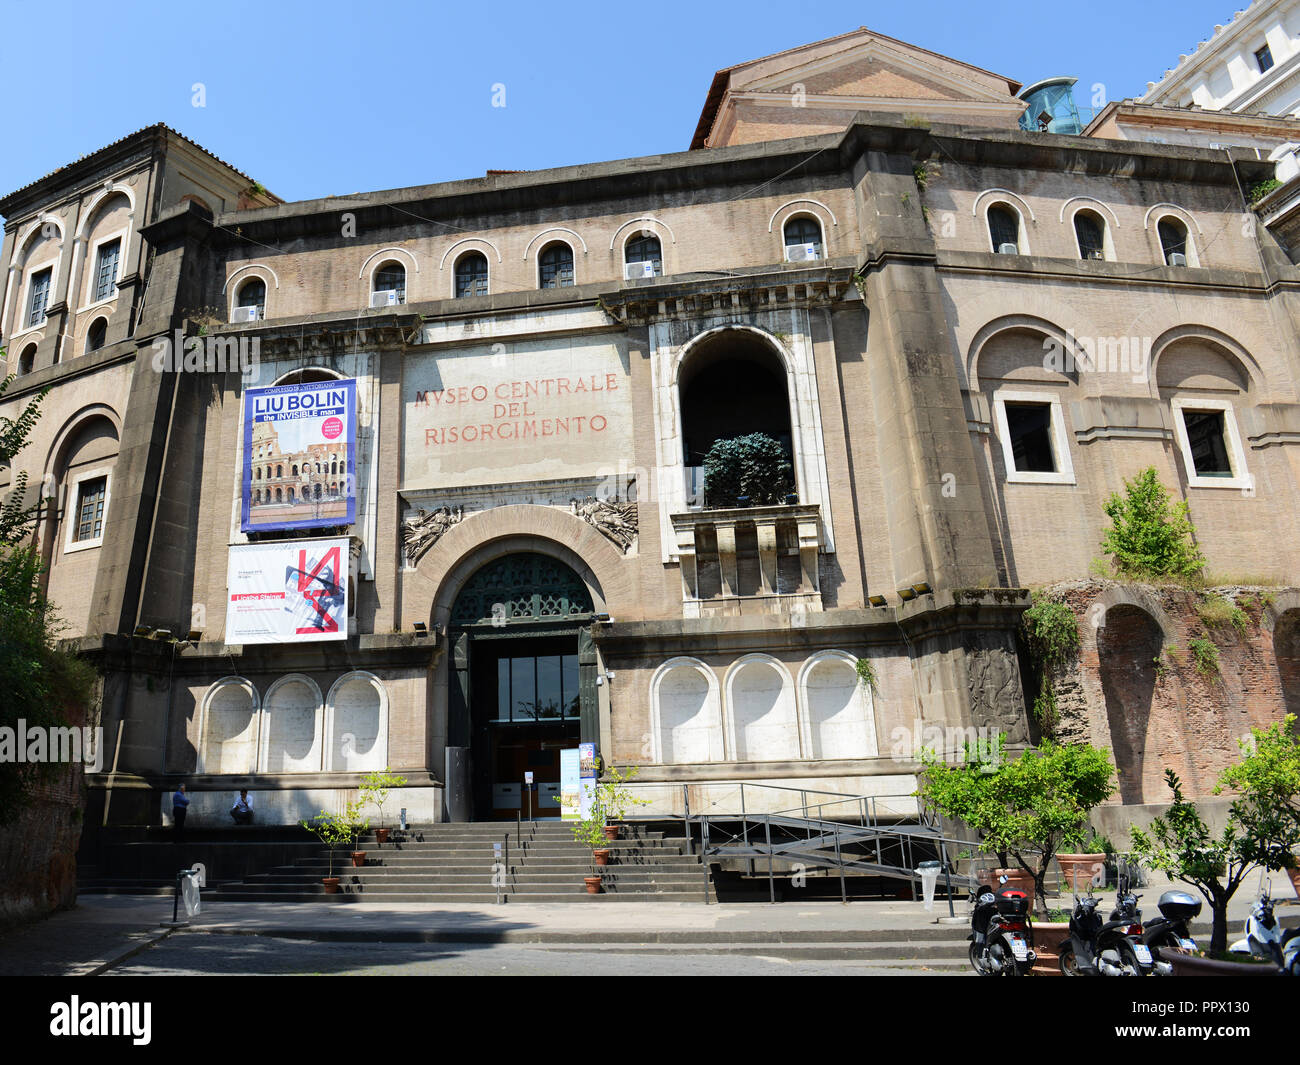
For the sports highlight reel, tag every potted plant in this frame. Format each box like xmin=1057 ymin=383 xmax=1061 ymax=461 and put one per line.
xmin=1057 ymin=829 xmax=1110 ymax=896
xmin=360 ymin=767 xmax=407 ymax=846
xmin=593 ymin=758 xmax=650 ymax=840
xmin=569 ymin=786 xmax=612 ymax=887
xmin=340 ymin=799 xmax=370 ymax=868
xmin=300 ymin=808 xmax=355 ymax=893
xmin=701 ymin=433 xmax=795 ymax=508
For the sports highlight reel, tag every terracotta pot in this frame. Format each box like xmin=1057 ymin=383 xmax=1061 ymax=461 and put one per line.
xmin=375 ymin=828 xmax=390 ymax=845
xmin=584 ymin=876 xmax=603 ymax=894
xmin=992 ymin=868 xmax=1035 ymax=911
xmin=351 ymin=851 xmax=367 ymax=868
xmin=603 ymin=824 xmax=621 ymax=840
xmin=1056 ymin=854 xmax=1106 ymax=895
xmin=1030 ymin=922 xmax=1069 ymax=977
xmin=322 ymin=877 xmax=341 ymax=894
xmin=1169 ymin=952 xmax=1280 ymax=976
xmin=593 ymin=848 xmax=611 ymax=867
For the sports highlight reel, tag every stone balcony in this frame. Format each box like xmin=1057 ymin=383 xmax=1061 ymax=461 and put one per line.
xmin=670 ymin=503 xmax=823 ymax=618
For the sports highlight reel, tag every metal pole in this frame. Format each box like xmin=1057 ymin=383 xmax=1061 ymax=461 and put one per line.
xmin=701 ymin=817 xmax=711 ymax=904
xmin=766 ymin=816 xmax=775 ymax=904
xmin=505 ymin=835 xmax=510 ymax=894
xmin=516 ymin=812 xmax=521 ymax=850
xmin=939 ymin=837 xmax=955 ymax=919
xmin=835 ymin=827 xmax=846 ymax=904
xmin=173 ymin=871 xmax=181 ymax=924
xmin=741 ymin=785 xmax=750 ymax=875
xmin=682 ymin=786 xmax=691 ymax=857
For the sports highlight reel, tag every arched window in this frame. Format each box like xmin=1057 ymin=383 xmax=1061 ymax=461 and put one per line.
xmin=276 ymin=464 xmax=283 ymax=478
xmin=1158 ymin=218 xmax=1190 ymax=266
xmin=287 ymin=487 xmax=295 ymax=503
xmin=86 ymin=317 xmax=108 ymax=352
xmin=624 ymin=233 xmax=662 ymax=277
xmin=275 ymin=487 xmax=283 ymax=502
xmin=26 ymin=266 xmax=53 ymax=327
xmin=455 ymin=252 xmax=489 ymax=298
xmin=782 ymin=216 xmax=823 ymax=261
xmin=17 ymin=344 xmax=37 ymax=376
xmin=538 ymin=242 xmax=574 ymax=288
xmin=291 ymin=464 xmax=298 ymax=476
xmin=236 ymin=278 xmax=266 ymax=320
xmin=1074 ymin=210 xmax=1106 ymax=260
xmin=373 ymin=260 xmax=406 ymax=304
xmin=987 ymin=204 xmax=1021 ymax=254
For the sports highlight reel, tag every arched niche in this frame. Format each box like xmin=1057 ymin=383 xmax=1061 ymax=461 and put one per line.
xmin=260 ymin=674 xmax=323 ymax=772
xmin=197 ymin=677 xmax=260 ymax=774
xmin=725 ymin=654 xmax=798 ymax=761
xmin=799 ymin=651 xmax=878 ymax=760
xmin=326 ymin=671 xmax=388 ymax=772
xmin=1097 ymin=604 xmax=1164 ymax=804
xmin=650 ymin=657 xmax=724 ymax=764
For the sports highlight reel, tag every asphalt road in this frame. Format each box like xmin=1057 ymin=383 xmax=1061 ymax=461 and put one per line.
xmin=104 ymin=933 xmax=962 ymax=976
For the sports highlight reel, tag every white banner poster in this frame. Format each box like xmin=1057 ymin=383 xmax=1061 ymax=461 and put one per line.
xmin=225 ymin=538 xmax=349 ymax=644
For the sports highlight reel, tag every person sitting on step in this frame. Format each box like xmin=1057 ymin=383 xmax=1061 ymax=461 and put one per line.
xmin=230 ymin=789 xmax=254 ymax=825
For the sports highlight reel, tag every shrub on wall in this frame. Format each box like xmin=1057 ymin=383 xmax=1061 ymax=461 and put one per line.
xmin=1021 ymin=597 xmax=1079 ymax=734
xmin=1100 ymin=467 xmax=1205 ymax=580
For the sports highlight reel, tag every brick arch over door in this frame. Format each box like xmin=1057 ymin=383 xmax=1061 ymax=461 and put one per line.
xmin=407 ymin=504 xmax=636 ymax=630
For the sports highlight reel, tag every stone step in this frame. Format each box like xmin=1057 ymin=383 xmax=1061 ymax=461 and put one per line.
xmin=202 ymin=891 xmax=702 ymax=903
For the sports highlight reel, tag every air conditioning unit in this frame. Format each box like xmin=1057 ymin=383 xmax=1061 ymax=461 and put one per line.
xmin=231 ymin=305 xmax=260 ymax=323
xmin=624 ymin=260 xmax=656 ymax=280
xmin=997 ymin=243 xmax=1020 ymax=255
xmin=1168 ymin=252 xmax=1187 ymax=267
xmin=371 ymin=289 xmax=401 ymax=308
xmin=785 ymin=242 xmax=819 ymax=263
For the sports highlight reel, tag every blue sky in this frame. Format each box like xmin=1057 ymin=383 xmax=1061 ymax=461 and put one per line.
xmin=0 ymin=1 xmax=1248 ymax=205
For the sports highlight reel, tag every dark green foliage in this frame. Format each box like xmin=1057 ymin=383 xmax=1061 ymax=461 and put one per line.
xmin=702 ymin=433 xmax=795 ymax=507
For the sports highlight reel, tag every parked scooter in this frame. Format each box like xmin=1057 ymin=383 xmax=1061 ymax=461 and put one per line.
xmin=968 ymin=875 xmax=1037 ymax=976
xmin=1059 ymin=862 xmax=1149 ymax=976
xmin=1230 ymin=880 xmax=1300 ymax=975
xmin=1141 ymin=890 xmax=1202 ymax=976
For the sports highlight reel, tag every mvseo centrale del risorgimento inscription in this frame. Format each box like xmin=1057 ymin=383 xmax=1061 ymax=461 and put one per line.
xmin=414 ymin=373 xmax=619 ymax=446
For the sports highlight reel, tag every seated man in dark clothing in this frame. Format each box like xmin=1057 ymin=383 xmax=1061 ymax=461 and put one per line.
xmin=230 ymin=789 xmax=254 ymax=825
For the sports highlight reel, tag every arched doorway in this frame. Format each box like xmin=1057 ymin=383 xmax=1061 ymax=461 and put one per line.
xmin=446 ymin=552 xmax=597 ymax=820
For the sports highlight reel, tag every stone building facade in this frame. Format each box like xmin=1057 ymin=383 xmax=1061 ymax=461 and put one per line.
xmin=3 ymin=32 xmax=1300 ymax=831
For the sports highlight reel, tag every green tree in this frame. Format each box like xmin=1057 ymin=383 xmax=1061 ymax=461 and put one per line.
xmin=1216 ymin=715 xmax=1300 ymax=873
xmin=917 ymin=737 xmax=1116 ymax=916
xmin=701 ymin=433 xmax=795 ymax=507
xmin=1100 ymin=467 xmax=1205 ymax=579
xmin=0 ymin=368 xmax=96 ymax=824
xmin=1129 ymin=770 xmax=1254 ymax=951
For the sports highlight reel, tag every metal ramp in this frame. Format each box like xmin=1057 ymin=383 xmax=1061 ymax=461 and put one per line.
xmin=625 ymin=781 xmax=980 ymax=906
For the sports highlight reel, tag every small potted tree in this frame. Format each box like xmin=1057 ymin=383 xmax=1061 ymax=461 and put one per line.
xmin=570 ymin=788 xmax=611 ymax=891
xmin=915 ymin=734 xmax=1116 ymax=917
xmin=360 ymin=767 xmax=407 ymax=846
xmin=593 ymin=759 xmax=650 ymax=840
xmin=300 ymin=808 xmax=354 ymax=893
xmin=701 ymin=433 xmax=795 ymax=509
xmin=337 ymin=799 xmax=370 ymax=868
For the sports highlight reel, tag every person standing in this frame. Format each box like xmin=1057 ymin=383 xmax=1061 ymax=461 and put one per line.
xmin=172 ymin=784 xmax=190 ymax=843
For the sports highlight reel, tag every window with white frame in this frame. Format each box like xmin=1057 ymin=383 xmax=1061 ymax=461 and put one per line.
xmin=27 ymin=267 xmax=52 ymax=327
xmin=1170 ymin=397 xmax=1250 ymax=489
xmin=373 ymin=261 xmax=406 ymax=304
xmin=65 ymin=470 xmax=111 ymax=551
xmin=992 ymin=391 xmax=1075 ymax=484
xmin=782 ymin=216 xmax=823 ymax=261
xmin=93 ymin=239 xmax=121 ymax=302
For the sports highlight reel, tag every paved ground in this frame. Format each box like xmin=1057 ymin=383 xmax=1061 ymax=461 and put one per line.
xmin=2 ymin=870 xmax=1294 ymax=977
xmin=103 ymin=935 xmax=959 ymax=976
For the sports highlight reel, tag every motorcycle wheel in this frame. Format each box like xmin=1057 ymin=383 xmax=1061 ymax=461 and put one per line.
xmin=1114 ymin=939 xmax=1143 ymax=976
xmin=968 ymin=942 xmax=988 ymax=976
xmin=1149 ymin=930 xmax=1187 ymax=956
xmin=1059 ymin=942 xmax=1083 ymax=976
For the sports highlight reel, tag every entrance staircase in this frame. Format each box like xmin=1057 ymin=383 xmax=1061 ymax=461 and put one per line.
xmin=182 ymin=822 xmax=706 ymax=903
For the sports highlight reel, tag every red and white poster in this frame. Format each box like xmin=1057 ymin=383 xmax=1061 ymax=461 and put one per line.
xmin=225 ymin=538 xmax=349 ymax=644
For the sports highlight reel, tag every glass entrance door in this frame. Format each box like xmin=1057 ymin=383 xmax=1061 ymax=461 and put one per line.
xmin=472 ymin=636 xmax=581 ymax=820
